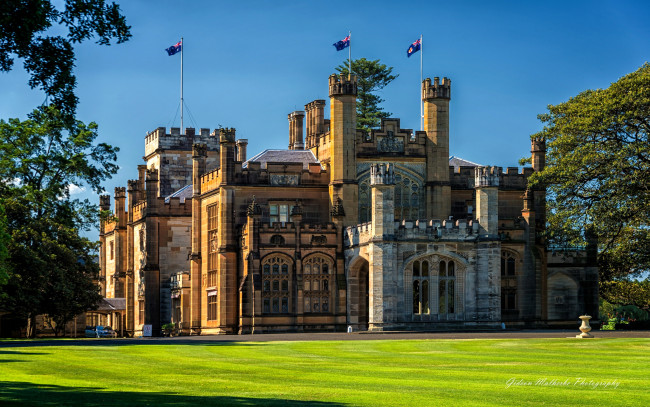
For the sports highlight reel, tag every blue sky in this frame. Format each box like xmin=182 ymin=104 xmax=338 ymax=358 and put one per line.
xmin=1 ymin=0 xmax=649 ymax=235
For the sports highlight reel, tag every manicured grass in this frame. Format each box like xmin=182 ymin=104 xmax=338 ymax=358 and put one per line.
xmin=0 ymin=338 xmax=648 ymax=406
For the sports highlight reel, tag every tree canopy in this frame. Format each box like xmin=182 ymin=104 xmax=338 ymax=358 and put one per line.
xmin=0 ymin=106 xmax=119 ymax=336
xmin=528 ymin=63 xmax=650 ymax=281
xmin=336 ymin=58 xmax=398 ymax=132
xmin=0 ymin=0 xmax=131 ymax=119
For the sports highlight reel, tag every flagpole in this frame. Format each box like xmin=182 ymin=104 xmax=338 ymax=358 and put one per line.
xmin=420 ymin=34 xmax=423 ymax=132
xmin=181 ymin=37 xmax=184 ymax=133
xmin=348 ymin=31 xmax=352 ymax=74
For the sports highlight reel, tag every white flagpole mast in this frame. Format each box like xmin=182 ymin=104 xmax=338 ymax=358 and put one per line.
xmin=181 ymin=37 xmax=184 ymax=133
xmin=420 ymin=34 xmax=423 ymax=131
xmin=348 ymin=31 xmax=352 ymax=74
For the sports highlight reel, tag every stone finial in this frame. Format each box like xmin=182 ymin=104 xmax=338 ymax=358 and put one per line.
xmin=291 ymin=200 xmax=303 ymax=216
xmin=247 ymin=196 xmax=261 ymax=217
xmin=219 ymin=128 xmax=236 ymax=143
xmin=330 ymin=196 xmax=346 ymax=217
xmin=192 ymin=143 xmax=207 ymax=158
xmin=370 ymin=163 xmax=395 ymax=186
xmin=329 ymin=73 xmax=358 ymax=97
xmin=475 ymin=166 xmax=501 ymax=188
xmin=422 ymin=77 xmax=451 ymax=100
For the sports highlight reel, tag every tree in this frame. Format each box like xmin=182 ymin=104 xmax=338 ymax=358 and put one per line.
xmin=600 ymin=280 xmax=650 ymax=314
xmin=0 ymin=203 xmax=9 ymax=293
xmin=336 ymin=58 xmax=398 ymax=132
xmin=0 ymin=106 xmax=118 ymax=337
xmin=528 ymin=63 xmax=650 ymax=281
xmin=0 ymin=0 xmax=131 ymax=120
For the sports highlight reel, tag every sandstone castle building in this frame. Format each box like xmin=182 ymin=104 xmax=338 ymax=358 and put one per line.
xmin=98 ymin=73 xmax=598 ymax=335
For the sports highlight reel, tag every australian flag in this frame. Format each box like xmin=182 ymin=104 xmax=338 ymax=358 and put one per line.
xmin=166 ymin=41 xmax=182 ymax=56
xmin=333 ymin=35 xmax=350 ymax=51
xmin=407 ymin=38 xmax=421 ymax=58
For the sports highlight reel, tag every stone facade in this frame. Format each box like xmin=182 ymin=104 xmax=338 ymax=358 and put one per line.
xmin=99 ymin=73 xmax=598 ymax=336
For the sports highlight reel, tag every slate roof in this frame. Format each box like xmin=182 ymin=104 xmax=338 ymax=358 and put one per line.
xmin=164 ymin=184 xmax=193 ymax=203
xmin=95 ymin=297 xmax=126 ymax=312
xmin=243 ymin=149 xmax=320 ymax=169
xmin=449 ymin=155 xmax=482 ymax=169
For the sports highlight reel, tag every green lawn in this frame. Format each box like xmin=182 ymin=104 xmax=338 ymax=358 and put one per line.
xmin=0 ymin=338 xmax=648 ymax=406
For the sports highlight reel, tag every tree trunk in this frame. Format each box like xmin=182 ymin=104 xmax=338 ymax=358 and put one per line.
xmin=26 ymin=315 xmax=35 ymax=338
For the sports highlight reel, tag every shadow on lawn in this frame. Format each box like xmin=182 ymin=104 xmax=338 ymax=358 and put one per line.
xmin=0 ymin=381 xmax=346 ymax=406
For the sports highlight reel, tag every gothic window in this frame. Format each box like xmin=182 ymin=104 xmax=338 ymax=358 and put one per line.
xmin=358 ymin=167 xmax=424 ymax=223
xmin=139 ymin=229 xmax=145 ymax=251
xmin=439 ymin=260 xmax=455 ymax=314
xmin=261 ymin=255 xmax=292 ymax=314
xmin=207 ymin=204 xmax=219 ymax=288
xmin=207 ymin=294 xmax=218 ymax=321
xmin=412 ymin=260 xmax=430 ymax=315
xmin=303 ymin=255 xmax=333 ymax=313
xmin=501 ymin=251 xmax=518 ymax=312
xmin=109 ymin=241 xmax=114 ymax=260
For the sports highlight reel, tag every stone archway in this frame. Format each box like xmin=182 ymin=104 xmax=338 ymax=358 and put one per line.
xmin=348 ymin=257 xmax=369 ymax=331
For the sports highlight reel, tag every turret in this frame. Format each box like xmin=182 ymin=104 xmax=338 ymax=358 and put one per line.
xmin=531 ymin=137 xmax=546 ymax=172
xmin=422 ymin=77 xmax=452 ymax=220
xmin=474 ymin=166 xmax=500 ymax=237
xmin=305 ymin=100 xmax=326 ymax=148
xmin=219 ymin=128 xmax=236 ymax=185
xmin=370 ymin=163 xmax=395 ymax=238
xmin=328 ymin=74 xmax=358 ymax=226
xmin=114 ymin=187 xmax=127 ymax=229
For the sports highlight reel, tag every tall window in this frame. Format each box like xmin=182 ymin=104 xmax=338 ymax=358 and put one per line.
xmin=262 ymin=255 xmax=291 ymax=314
xmin=109 ymin=241 xmax=114 ymax=260
xmin=138 ymin=300 xmax=145 ymax=324
xmin=358 ymin=167 xmax=424 ymax=223
xmin=269 ymin=204 xmax=289 ymax=225
xmin=303 ymin=255 xmax=333 ymax=313
xmin=207 ymin=204 xmax=218 ymax=287
xmin=412 ymin=260 xmax=430 ymax=315
xmin=207 ymin=294 xmax=217 ymax=320
xmin=501 ymin=251 xmax=517 ymax=311
xmin=172 ymin=297 xmax=181 ymax=323
xmin=439 ymin=260 xmax=455 ymax=314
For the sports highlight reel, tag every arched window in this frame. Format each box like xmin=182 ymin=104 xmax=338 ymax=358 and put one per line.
xmin=358 ymin=166 xmax=425 ymax=223
xmin=261 ymin=255 xmax=292 ymax=314
xmin=412 ymin=260 xmax=431 ymax=315
xmin=303 ymin=255 xmax=333 ymax=313
xmin=439 ymin=260 xmax=455 ymax=315
xmin=501 ymin=251 xmax=518 ymax=314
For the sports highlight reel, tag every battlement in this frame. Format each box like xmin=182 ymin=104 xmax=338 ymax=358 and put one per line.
xmin=219 ymin=128 xmax=236 ymax=143
xmin=475 ymin=166 xmax=501 ymax=187
xmin=356 ymin=118 xmax=427 ymax=157
xmin=531 ymin=137 xmax=546 ymax=152
xmin=132 ymin=195 xmax=192 ymax=223
xmin=329 ymin=74 xmax=358 ymax=97
xmin=99 ymin=194 xmax=111 ymax=210
xmin=144 ymin=126 xmax=220 ymax=157
xmin=344 ymin=219 xmax=478 ymax=247
xmin=422 ymin=77 xmax=451 ymax=100
xmin=114 ymin=187 xmax=126 ymax=199
xmin=193 ymin=143 xmax=207 ymax=158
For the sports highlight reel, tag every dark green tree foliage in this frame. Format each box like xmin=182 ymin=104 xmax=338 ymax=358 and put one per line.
xmin=529 ymin=64 xmax=650 ymax=280
xmin=600 ymin=280 xmax=650 ymax=316
xmin=0 ymin=0 xmax=131 ymax=119
xmin=0 ymin=106 xmax=119 ymax=336
xmin=336 ymin=58 xmax=398 ymax=132
xmin=0 ymin=204 xmax=9 ymax=292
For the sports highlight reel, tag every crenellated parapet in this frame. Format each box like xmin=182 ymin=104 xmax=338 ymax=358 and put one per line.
xmin=370 ymin=163 xmax=395 ymax=185
xmin=422 ymin=77 xmax=451 ymax=100
xmin=329 ymin=74 xmax=358 ymax=97
xmin=114 ymin=187 xmax=126 ymax=199
xmin=344 ymin=218 xmax=479 ymax=247
xmin=100 ymin=194 xmax=111 ymax=211
xmin=475 ymin=166 xmax=501 ymax=188
xmin=192 ymin=143 xmax=207 ymax=158
xmin=144 ymin=127 xmax=220 ymax=158
xmin=219 ymin=127 xmax=236 ymax=144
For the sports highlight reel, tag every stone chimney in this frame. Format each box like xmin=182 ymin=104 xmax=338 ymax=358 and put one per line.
xmin=236 ymin=139 xmax=248 ymax=162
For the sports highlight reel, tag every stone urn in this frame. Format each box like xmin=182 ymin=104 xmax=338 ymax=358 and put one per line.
xmin=576 ymin=315 xmax=594 ymax=338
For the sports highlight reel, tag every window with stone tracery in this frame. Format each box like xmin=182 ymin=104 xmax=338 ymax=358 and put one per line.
xmin=501 ymin=251 xmax=518 ymax=312
xmin=358 ymin=168 xmax=424 ymax=223
xmin=438 ymin=260 xmax=455 ymax=314
xmin=207 ymin=204 xmax=218 ymax=287
xmin=262 ymin=255 xmax=291 ymax=314
xmin=412 ymin=260 xmax=430 ymax=315
xmin=303 ymin=255 xmax=333 ymax=313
